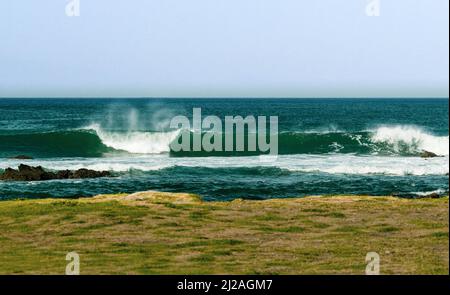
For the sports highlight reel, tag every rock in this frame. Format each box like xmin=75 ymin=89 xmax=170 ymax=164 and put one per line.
xmin=0 ymin=165 xmax=52 ymax=181
xmin=9 ymin=155 xmax=33 ymax=160
xmin=56 ymin=170 xmax=71 ymax=179
xmin=392 ymin=192 xmax=443 ymax=199
xmin=69 ymin=168 xmax=111 ymax=179
xmin=0 ymin=168 xmax=21 ymax=181
xmin=412 ymin=193 xmax=441 ymax=199
xmin=420 ymin=150 xmax=439 ymax=158
xmin=422 ymin=193 xmax=441 ymax=199
xmin=19 ymin=164 xmax=56 ymax=181
xmin=0 ymin=165 xmax=111 ymax=181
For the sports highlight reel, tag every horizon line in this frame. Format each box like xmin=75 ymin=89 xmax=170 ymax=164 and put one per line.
xmin=0 ymin=96 xmax=449 ymax=100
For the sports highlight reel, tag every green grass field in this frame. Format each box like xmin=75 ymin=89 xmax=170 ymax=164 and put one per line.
xmin=0 ymin=191 xmax=448 ymax=274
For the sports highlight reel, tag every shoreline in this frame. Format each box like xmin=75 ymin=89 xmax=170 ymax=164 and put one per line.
xmin=0 ymin=191 xmax=448 ymax=274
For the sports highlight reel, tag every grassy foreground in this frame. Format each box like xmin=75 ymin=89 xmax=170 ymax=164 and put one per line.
xmin=0 ymin=191 xmax=448 ymax=275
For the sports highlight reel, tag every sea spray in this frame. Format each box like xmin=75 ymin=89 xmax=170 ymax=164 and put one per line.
xmin=2 ymin=154 xmax=447 ymax=176
xmin=169 ymin=108 xmax=279 ymax=156
xmin=371 ymin=125 xmax=449 ymax=156
xmin=86 ymin=124 xmax=180 ymax=154
xmin=1 ymin=125 xmax=448 ymax=157
xmin=1 ymin=98 xmax=448 ymax=200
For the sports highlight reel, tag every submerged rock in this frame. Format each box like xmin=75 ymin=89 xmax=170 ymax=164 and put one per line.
xmin=0 ymin=164 xmax=111 ymax=181
xmin=69 ymin=168 xmax=111 ymax=179
xmin=412 ymin=193 xmax=442 ymax=199
xmin=0 ymin=165 xmax=53 ymax=181
xmin=422 ymin=193 xmax=441 ymax=199
xmin=393 ymin=192 xmax=443 ymax=199
xmin=8 ymin=155 xmax=33 ymax=160
xmin=56 ymin=170 xmax=71 ymax=179
xmin=420 ymin=150 xmax=439 ymax=158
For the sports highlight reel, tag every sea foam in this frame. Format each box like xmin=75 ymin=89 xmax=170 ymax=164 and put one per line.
xmin=1 ymin=154 xmax=448 ymax=176
xmin=86 ymin=124 xmax=179 ymax=154
xmin=371 ymin=125 xmax=449 ymax=156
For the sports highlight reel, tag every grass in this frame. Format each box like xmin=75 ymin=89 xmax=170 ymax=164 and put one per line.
xmin=0 ymin=192 xmax=448 ymax=274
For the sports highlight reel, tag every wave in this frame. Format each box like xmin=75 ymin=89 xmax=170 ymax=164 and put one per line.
xmin=371 ymin=126 xmax=449 ymax=156
xmin=0 ymin=125 xmax=447 ymax=158
xmin=0 ymin=126 xmax=180 ymax=158
xmin=0 ymin=130 xmax=112 ymax=158
xmin=170 ymin=125 xmax=448 ymax=157
xmin=411 ymin=189 xmax=448 ymax=196
xmin=85 ymin=124 xmax=179 ymax=154
xmin=1 ymin=154 xmax=448 ymax=176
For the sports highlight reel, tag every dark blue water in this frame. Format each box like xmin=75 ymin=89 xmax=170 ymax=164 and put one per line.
xmin=0 ymin=98 xmax=448 ymax=200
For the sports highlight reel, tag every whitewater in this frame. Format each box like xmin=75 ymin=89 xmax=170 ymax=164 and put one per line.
xmin=1 ymin=153 xmax=448 ymax=177
xmin=80 ymin=124 xmax=449 ymax=156
xmin=0 ymin=98 xmax=448 ymax=200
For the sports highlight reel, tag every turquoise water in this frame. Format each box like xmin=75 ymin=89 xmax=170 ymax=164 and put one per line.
xmin=0 ymin=98 xmax=448 ymax=200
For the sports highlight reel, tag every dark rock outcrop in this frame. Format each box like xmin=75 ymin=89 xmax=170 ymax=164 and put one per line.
xmin=56 ymin=170 xmax=71 ymax=179
xmin=411 ymin=193 xmax=442 ymax=199
xmin=8 ymin=155 xmax=33 ymax=160
xmin=393 ymin=192 xmax=443 ymax=199
xmin=0 ymin=164 xmax=111 ymax=181
xmin=421 ymin=193 xmax=441 ymax=199
xmin=69 ymin=168 xmax=111 ymax=179
xmin=0 ymin=165 xmax=53 ymax=181
xmin=420 ymin=150 xmax=439 ymax=158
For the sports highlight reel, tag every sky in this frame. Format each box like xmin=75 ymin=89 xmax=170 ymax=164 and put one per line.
xmin=0 ymin=0 xmax=448 ymax=98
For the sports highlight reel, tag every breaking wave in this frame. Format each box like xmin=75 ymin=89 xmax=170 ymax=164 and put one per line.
xmin=371 ymin=125 xmax=448 ymax=156
xmin=85 ymin=124 xmax=179 ymax=154
xmin=1 ymin=154 xmax=448 ymax=176
xmin=0 ymin=125 xmax=447 ymax=158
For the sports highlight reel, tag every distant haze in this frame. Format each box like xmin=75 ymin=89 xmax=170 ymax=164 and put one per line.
xmin=0 ymin=0 xmax=448 ymax=98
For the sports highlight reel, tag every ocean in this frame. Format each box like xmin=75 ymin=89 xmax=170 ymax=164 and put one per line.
xmin=0 ymin=98 xmax=448 ymax=200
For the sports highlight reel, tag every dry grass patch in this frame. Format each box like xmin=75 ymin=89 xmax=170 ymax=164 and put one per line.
xmin=0 ymin=192 xmax=448 ymax=274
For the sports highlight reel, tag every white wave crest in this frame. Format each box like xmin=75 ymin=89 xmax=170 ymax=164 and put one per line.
xmin=412 ymin=189 xmax=448 ymax=196
xmin=86 ymin=124 xmax=179 ymax=154
xmin=371 ymin=125 xmax=449 ymax=156
xmin=2 ymin=154 xmax=447 ymax=176
xmin=281 ymin=155 xmax=449 ymax=176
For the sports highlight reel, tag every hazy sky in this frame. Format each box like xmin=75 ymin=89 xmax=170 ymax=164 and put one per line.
xmin=0 ymin=0 xmax=448 ymax=98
